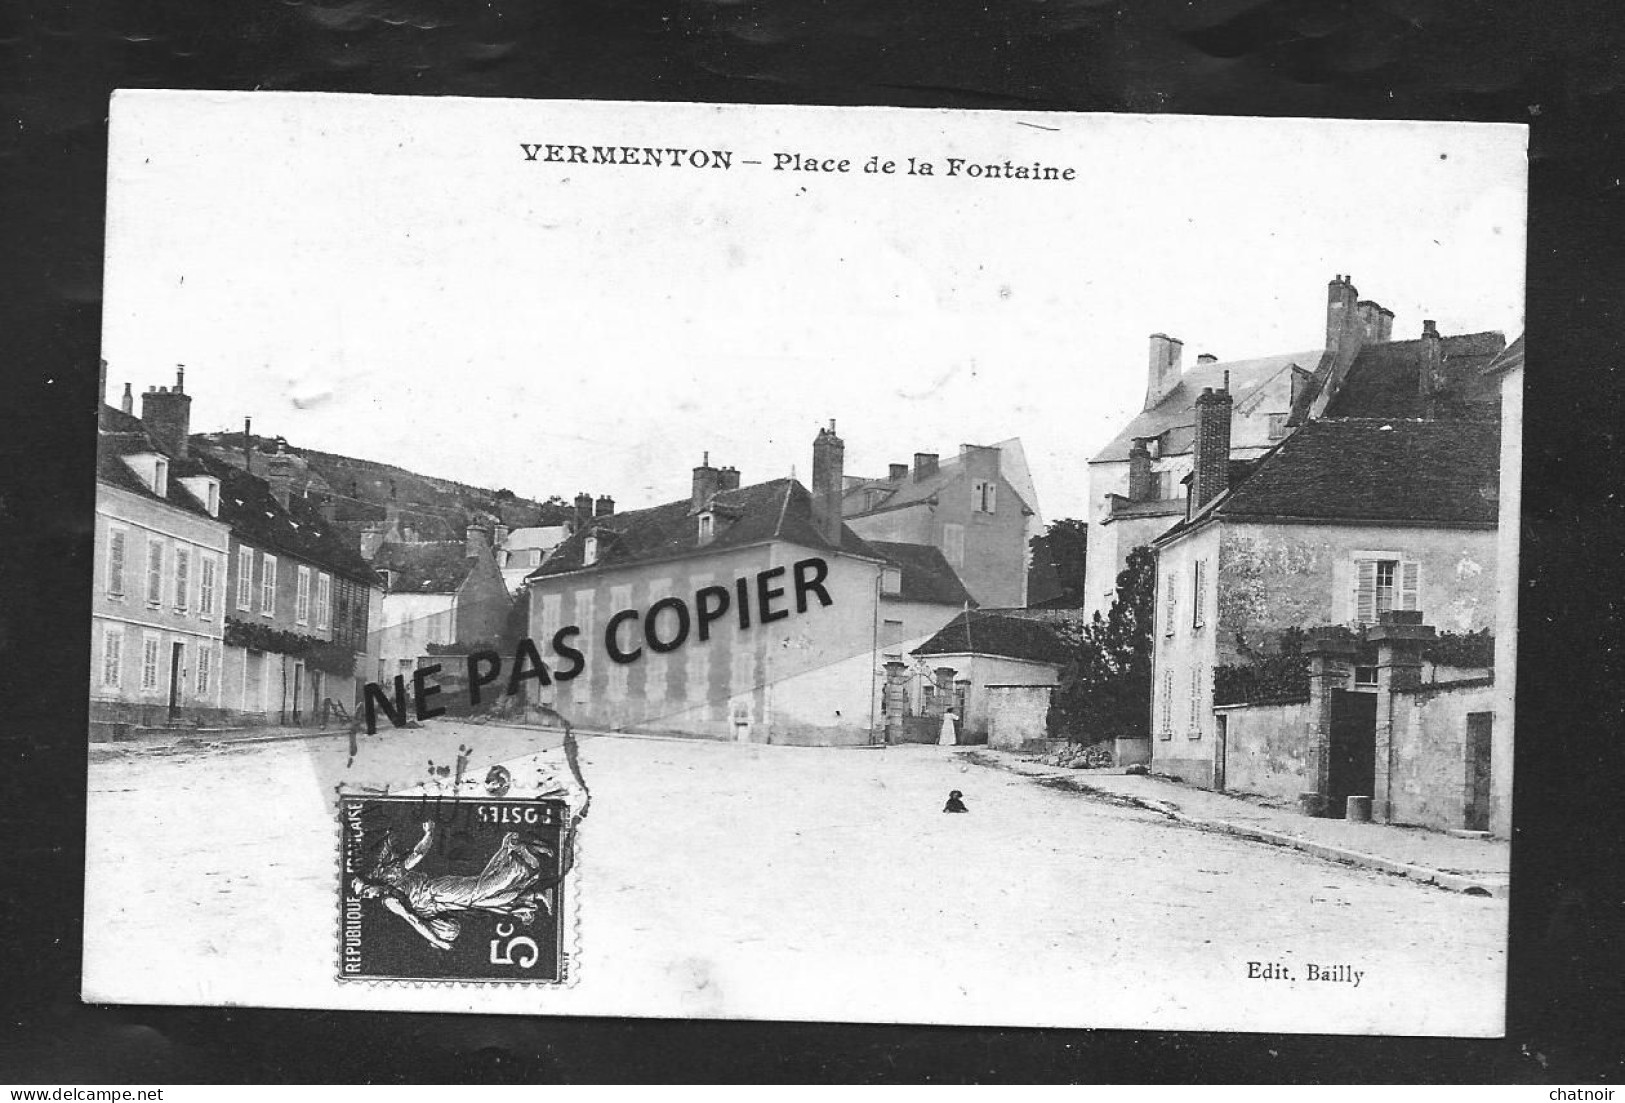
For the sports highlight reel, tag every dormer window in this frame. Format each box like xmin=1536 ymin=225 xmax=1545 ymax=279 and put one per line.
xmin=583 ymin=535 xmax=599 ymax=566
xmin=697 ymin=512 xmax=715 ymax=546
xmin=180 ymin=475 xmax=221 ymax=517
xmin=153 ymin=458 xmax=168 ymax=497
xmin=881 ymin=566 xmax=903 ymax=595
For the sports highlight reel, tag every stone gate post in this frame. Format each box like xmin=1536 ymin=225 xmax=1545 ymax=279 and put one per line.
xmin=1302 ymin=631 xmax=1356 ymax=817
xmin=1367 ymin=610 xmax=1433 ymax=823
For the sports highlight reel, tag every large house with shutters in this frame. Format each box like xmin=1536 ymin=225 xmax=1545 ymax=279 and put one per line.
xmin=520 ymin=424 xmax=972 ymax=745
xmin=1147 ymin=386 xmax=1501 ymax=790
xmin=92 ymin=388 xmax=231 ymax=738
xmin=93 ymin=367 xmax=382 ymax=735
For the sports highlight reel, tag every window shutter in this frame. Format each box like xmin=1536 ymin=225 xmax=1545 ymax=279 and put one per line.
xmin=175 ymin=548 xmax=189 ymax=611
xmin=1354 ymin=559 xmax=1377 ymax=624
xmin=108 ymin=530 xmax=125 ymax=594
xmin=1400 ymin=560 xmax=1420 ymax=611
xmin=1164 ymin=572 xmax=1178 ymax=635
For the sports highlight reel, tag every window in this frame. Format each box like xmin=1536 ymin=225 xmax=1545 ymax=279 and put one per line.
xmin=697 ymin=513 xmax=714 ymax=545
xmin=146 ymin=541 xmax=164 ymax=605
xmin=196 ymin=646 xmax=213 ymax=695
xmin=1188 ymin=667 xmax=1204 ymax=737
xmin=106 ymin=528 xmax=127 ymax=596
xmin=153 ymin=458 xmax=168 ymax=497
xmin=1159 ymin=670 xmax=1174 ymax=738
xmin=973 ymin=479 xmax=997 ymax=514
xmin=101 ymin=627 xmax=123 ymax=688
xmin=260 ymin=553 xmax=277 ymax=615
xmin=141 ymin=633 xmax=161 ymax=692
xmin=1354 ymin=665 xmax=1377 ymax=687
xmin=583 ymin=536 xmax=598 ymax=566
xmin=316 ymin=573 xmax=331 ymax=630
xmin=942 ymin=524 xmax=965 ymax=569
xmin=237 ymin=546 xmax=254 ymax=609
xmin=174 ymin=547 xmax=190 ymax=612
xmin=1164 ymin=571 xmax=1178 ymax=636
xmin=199 ymin=555 xmax=216 ymax=616
xmin=1191 ymin=559 xmax=1207 ymax=629
xmin=1353 ymin=555 xmax=1419 ymax=624
xmin=207 ymin=482 xmax=219 ymax=515
xmin=882 ymin=619 xmax=905 ymax=651
xmin=296 ymin=565 xmax=312 ymax=625
xmin=1267 ymin=413 xmax=1289 ymax=440
xmin=881 ymin=566 xmax=902 ymax=595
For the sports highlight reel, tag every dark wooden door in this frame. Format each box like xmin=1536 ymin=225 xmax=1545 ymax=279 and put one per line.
xmin=1465 ymin=712 xmax=1493 ymax=831
xmin=1327 ymin=690 xmax=1377 ymax=815
xmin=167 ymin=642 xmax=184 ymax=723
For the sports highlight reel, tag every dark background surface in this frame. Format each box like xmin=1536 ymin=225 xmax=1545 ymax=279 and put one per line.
xmin=3 ymin=0 xmax=1624 ymax=1083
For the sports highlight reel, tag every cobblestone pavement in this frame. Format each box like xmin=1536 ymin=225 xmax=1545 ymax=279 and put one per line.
xmin=84 ymin=723 xmax=1507 ymax=1034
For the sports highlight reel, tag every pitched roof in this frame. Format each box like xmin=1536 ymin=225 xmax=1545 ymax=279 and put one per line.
xmin=502 ymin=526 xmax=570 ymax=551
xmin=97 ymin=408 xmax=222 ymax=524
xmin=842 ymin=440 xmax=1036 ymax=519
xmin=1091 ymin=350 xmax=1322 ymax=464
xmin=1482 ymin=334 xmax=1524 ymax=377
xmin=912 ymin=610 xmax=1069 ymax=665
xmin=528 ymin=477 xmax=882 ymax=580
xmin=1323 ymin=331 xmax=1506 ymax=418
xmin=372 ymin=541 xmax=477 ymax=593
xmin=1156 ymin=417 xmax=1499 ymax=543
xmin=866 ymin=541 xmax=976 ymax=607
xmin=192 ymin=451 xmax=379 ymax=584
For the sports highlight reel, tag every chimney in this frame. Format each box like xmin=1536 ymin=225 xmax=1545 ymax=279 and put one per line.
xmin=1196 ymin=353 xmax=1218 ymax=365
xmin=1419 ymin=319 xmax=1445 ymax=415
xmin=595 ymin=495 xmax=615 ymax=518
xmin=243 ymin=417 xmax=253 ymax=474
xmin=912 ymin=452 xmax=939 ymax=481
xmin=812 ymin=419 xmax=845 ymax=546
xmin=889 ymin=463 xmax=909 ymax=482
xmin=360 ymin=523 xmax=385 ymax=561
xmin=1356 ymin=300 xmax=1395 ymax=343
xmin=573 ymin=492 xmax=593 ymax=533
xmin=465 ymin=523 xmax=490 ymax=560
xmin=493 ymin=523 xmax=509 ymax=548
xmin=1127 ymin=439 xmax=1153 ymax=502
xmin=121 ymin=382 xmax=134 ymax=415
xmin=1143 ymin=333 xmax=1184 ymax=411
xmin=1325 ymin=274 xmax=1365 ymax=357
xmin=265 ymin=440 xmax=296 ymax=510
xmin=1191 ymin=384 xmax=1234 ymax=512
xmin=717 ymin=466 xmax=741 ymax=492
xmin=691 ymin=452 xmax=720 ymax=513
xmin=139 ymin=367 xmax=192 ymax=458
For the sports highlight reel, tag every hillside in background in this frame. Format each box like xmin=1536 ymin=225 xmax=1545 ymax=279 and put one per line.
xmin=191 ymin=430 xmax=575 ymax=548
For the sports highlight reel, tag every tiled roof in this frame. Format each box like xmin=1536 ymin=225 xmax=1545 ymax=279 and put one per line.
xmin=1323 ymin=331 xmax=1506 ymax=419
xmin=1157 ymin=417 xmax=1499 ymax=543
xmin=372 ymin=541 xmax=475 ymax=593
xmin=1482 ymin=334 xmax=1523 ymax=377
xmin=97 ymin=410 xmax=221 ymax=524
xmin=913 ymin=610 xmax=1069 ymax=665
xmin=866 ymin=541 xmax=976 ymax=607
xmin=503 ymin=526 xmax=570 ymax=551
xmin=528 ymin=478 xmax=882 ymax=580
xmin=192 ymin=451 xmax=379 ymax=585
xmin=842 ymin=441 xmax=1036 ymax=519
xmin=1091 ymin=351 xmax=1322 ymax=464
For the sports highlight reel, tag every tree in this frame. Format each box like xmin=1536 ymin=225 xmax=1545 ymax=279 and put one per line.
xmin=1046 ymin=545 xmax=1155 ymax=743
xmin=1028 ymin=518 xmax=1088 ymax=607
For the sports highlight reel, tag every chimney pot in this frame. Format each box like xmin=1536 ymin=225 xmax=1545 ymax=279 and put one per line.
xmin=595 ymin=494 xmax=615 ymax=517
xmin=121 ymin=382 xmax=134 ymax=415
xmin=717 ymin=466 xmax=741 ymax=492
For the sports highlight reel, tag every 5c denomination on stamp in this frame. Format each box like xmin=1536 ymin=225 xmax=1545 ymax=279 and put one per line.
xmin=340 ymin=794 xmax=570 ymax=983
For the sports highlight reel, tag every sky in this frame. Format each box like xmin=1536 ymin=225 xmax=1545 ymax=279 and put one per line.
xmin=101 ymin=93 xmax=1527 ymax=524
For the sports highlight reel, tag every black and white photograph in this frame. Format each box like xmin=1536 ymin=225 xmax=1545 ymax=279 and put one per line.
xmin=82 ymin=92 xmax=1525 ymax=1037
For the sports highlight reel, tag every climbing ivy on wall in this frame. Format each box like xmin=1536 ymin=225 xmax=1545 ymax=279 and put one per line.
xmin=223 ymin=617 xmax=356 ymax=677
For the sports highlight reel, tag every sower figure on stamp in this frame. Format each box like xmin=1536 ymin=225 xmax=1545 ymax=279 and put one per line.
xmin=352 ymin=821 xmax=556 ymax=951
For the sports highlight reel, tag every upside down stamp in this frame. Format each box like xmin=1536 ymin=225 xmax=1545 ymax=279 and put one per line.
xmin=340 ymin=792 xmax=572 ymax=983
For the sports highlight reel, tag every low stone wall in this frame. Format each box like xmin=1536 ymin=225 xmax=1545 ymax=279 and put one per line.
xmin=984 ymin=684 xmax=1053 ymax=750
xmin=1388 ymin=677 xmax=1496 ymax=830
xmin=1213 ymin=698 xmax=1313 ymax=801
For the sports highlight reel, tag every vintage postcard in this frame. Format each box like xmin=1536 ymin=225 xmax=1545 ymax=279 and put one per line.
xmin=84 ymin=91 xmax=1525 ymax=1033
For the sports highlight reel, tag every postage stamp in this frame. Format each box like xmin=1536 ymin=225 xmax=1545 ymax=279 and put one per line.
xmin=339 ymin=789 xmax=570 ymax=983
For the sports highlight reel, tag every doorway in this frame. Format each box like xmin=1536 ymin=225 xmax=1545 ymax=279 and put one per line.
xmin=292 ymin=661 xmax=305 ymax=723
xmin=1213 ymin=713 xmax=1228 ymax=791
xmin=1464 ymin=712 xmax=1493 ymax=831
xmin=1327 ymin=690 xmax=1377 ymax=816
xmin=167 ymin=641 xmax=185 ymax=724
